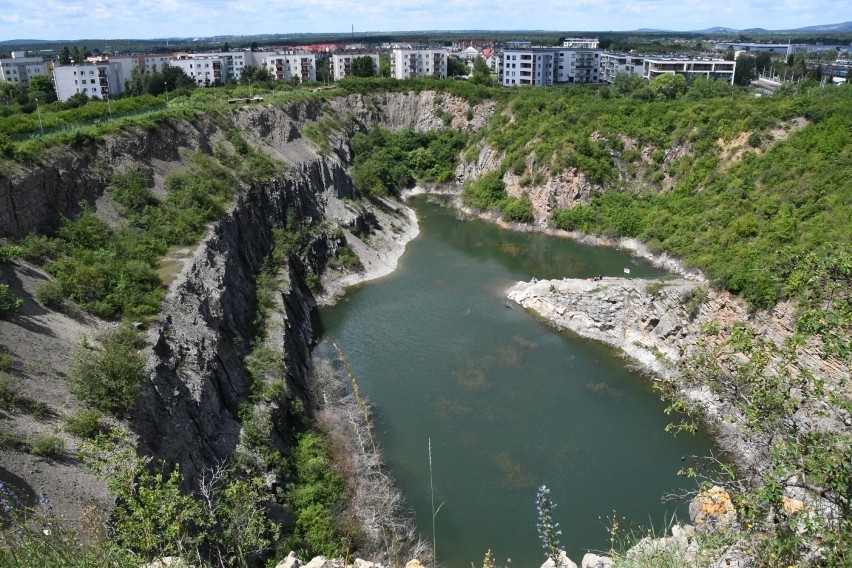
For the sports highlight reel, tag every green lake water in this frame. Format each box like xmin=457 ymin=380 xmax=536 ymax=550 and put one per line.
xmin=313 ymin=195 xmax=717 ymax=567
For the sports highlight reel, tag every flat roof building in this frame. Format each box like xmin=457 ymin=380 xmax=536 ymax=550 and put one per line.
xmin=53 ymin=61 xmax=132 ymax=101
xmin=600 ymin=52 xmax=645 ymax=83
xmin=390 ymin=49 xmax=447 ymax=80
xmin=0 ymin=52 xmax=48 ymax=87
xmin=264 ymin=52 xmax=317 ymax=83
xmin=502 ymin=47 xmax=601 ymax=86
xmin=643 ymin=56 xmax=736 ymax=84
xmin=330 ymin=53 xmax=379 ymax=80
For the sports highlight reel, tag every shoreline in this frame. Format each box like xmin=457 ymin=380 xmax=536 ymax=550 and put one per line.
xmin=408 ymin=184 xmax=706 ymax=281
xmin=316 ymin=195 xmax=420 ymax=306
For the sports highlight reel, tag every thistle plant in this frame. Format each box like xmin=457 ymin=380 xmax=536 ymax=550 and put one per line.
xmin=536 ymin=484 xmax=564 ymax=566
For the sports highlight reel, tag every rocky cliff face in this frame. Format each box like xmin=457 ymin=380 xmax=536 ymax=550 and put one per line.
xmin=507 ymin=276 xmax=849 ymax=469
xmin=0 ymin=91 xmax=489 ymax=518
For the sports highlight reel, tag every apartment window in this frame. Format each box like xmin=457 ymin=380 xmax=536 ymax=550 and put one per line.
xmin=91 ymin=79 xmax=95 ymax=84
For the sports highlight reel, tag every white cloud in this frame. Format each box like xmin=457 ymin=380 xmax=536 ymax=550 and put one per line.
xmin=0 ymin=0 xmax=850 ymax=40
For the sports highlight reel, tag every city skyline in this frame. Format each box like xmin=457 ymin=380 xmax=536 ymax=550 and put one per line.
xmin=0 ymin=0 xmax=850 ymax=42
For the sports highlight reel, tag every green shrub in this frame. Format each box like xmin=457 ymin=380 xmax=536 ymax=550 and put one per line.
xmin=500 ymin=195 xmax=535 ymax=223
xmin=462 ymin=171 xmax=507 ymax=210
xmin=0 ymin=245 xmax=23 ymax=263
xmin=283 ymin=431 xmax=347 ymax=558
xmin=34 ymin=280 xmax=65 ymax=309
xmin=327 ymin=244 xmax=363 ymax=272
xmin=64 ymin=408 xmax=105 ymax=439
xmin=0 ymin=352 xmax=10 ymax=372
xmin=680 ymin=286 xmax=708 ymax=320
xmin=305 ymin=271 xmax=322 ymax=293
xmin=70 ymin=324 xmax=145 ymax=417
xmin=0 ymin=284 xmax=23 ymax=317
xmin=29 ymin=434 xmax=65 ymax=458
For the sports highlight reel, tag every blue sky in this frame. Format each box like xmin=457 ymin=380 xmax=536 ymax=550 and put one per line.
xmin=1 ymin=0 xmax=849 ymax=40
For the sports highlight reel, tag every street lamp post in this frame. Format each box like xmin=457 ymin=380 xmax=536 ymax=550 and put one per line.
xmin=106 ymin=92 xmax=112 ymax=118
xmin=165 ymin=80 xmax=169 ymax=104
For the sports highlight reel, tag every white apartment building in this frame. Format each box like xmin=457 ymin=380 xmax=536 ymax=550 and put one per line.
xmin=264 ymin=52 xmax=317 ymax=83
xmin=171 ymin=57 xmax=225 ymax=86
xmin=642 ymin=57 xmax=736 ymax=84
xmin=0 ymin=52 xmax=48 ymax=87
xmin=599 ymin=52 xmax=645 ymax=82
xmin=53 ymin=61 xmax=131 ymax=101
xmin=330 ymin=53 xmax=379 ymax=80
xmin=563 ymin=38 xmax=599 ymax=49
xmin=141 ymin=54 xmax=174 ymax=72
xmin=714 ymin=42 xmax=847 ymax=55
xmin=502 ymin=47 xmax=601 ymax=86
xmin=390 ymin=49 xmax=447 ymax=79
xmin=173 ymin=51 xmax=264 ymax=83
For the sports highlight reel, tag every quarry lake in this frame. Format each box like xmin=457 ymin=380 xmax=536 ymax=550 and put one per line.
xmin=314 ymin=195 xmax=717 ymax=567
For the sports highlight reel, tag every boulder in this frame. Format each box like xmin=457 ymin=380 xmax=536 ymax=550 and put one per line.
xmin=689 ymin=486 xmax=737 ymax=527
xmin=540 ymin=551 xmax=579 ymax=568
xmin=274 ymin=551 xmax=300 ymax=568
xmin=581 ymin=553 xmax=613 ymax=568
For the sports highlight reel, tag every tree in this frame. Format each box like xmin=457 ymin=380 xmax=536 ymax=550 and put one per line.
xmin=470 ymin=56 xmax=494 ymax=85
xmin=250 ymin=41 xmax=258 ymax=52
xmin=379 ymin=53 xmax=390 ymax=77
xmin=351 ymin=55 xmax=376 ymax=78
xmin=59 ymin=46 xmax=71 ymax=65
xmin=315 ymin=54 xmax=331 ymax=83
xmin=222 ymin=42 xmax=231 ymax=52
xmin=447 ymin=56 xmax=468 ymax=78
xmin=734 ymin=53 xmax=757 ymax=86
xmin=649 ymin=73 xmax=687 ymax=100
xmin=28 ymin=75 xmax=57 ymax=103
xmin=239 ymin=65 xmax=273 ymax=87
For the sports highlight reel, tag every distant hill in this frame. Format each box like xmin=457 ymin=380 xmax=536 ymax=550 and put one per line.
xmin=689 ymin=20 xmax=852 ymax=34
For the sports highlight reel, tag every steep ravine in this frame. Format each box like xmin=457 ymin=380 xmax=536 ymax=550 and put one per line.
xmin=0 ymin=91 xmax=492 ymax=563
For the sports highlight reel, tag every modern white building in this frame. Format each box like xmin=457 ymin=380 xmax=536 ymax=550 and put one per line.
xmin=563 ymin=38 xmax=599 ymax=49
xmin=714 ymin=42 xmax=847 ymax=55
xmin=502 ymin=46 xmax=601 ymax=86
xmin=642 ymin=57 xmax=736 ymax=84
xmin=390 ymin=49 xmax=447 ymax=79
xmin=264 ymin=52 xmax=317 ymax=83
xmin=140 ymin=54 xmax=174 ymax=72
xmin=0 ymin=52 xmax=48 ymax=87
xmin=171 ymin=57 xmax=225 ymax=86
xmin=53 ymin=61 xmax=132 ymax=101
xmin=330 ymin=53 xmax=379 ymax=80
xmin=172 ymin=51 xmax=265 ymax=83
xmin=599 ymin=52 xmax=645 ymax=82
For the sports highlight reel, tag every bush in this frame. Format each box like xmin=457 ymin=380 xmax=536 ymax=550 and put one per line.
xmin=462 ymin=171 xmax=507 ymax=210
xmin=500 ymin=195 xmax=535 ymax=223
xmin=71 ymin=324 xmax=145 ymax=417
xmin=29 ymin=434 xmax=65 ymax=458
xmin=64 ymin=408 xmax=105 ymax=439
xmin=34 ymin=280 xmax=65 ymax=310
xmin=0 ymin=284 xmax=23 ymax=317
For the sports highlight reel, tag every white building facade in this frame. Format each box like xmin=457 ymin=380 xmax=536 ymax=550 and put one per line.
xmin=502 ymin=47 xmax=601 ymax=86
xmin=599 ymin=53 xmax=645 ymax=82
xmin=264 ymin=52 xmax=317 ymax=83
xmin=330 ymin=53 xmax=379 ymax=80
xmin=53 ymin=61 xmax=131 ymax=101
xmin=642 ymin=57 xmax=736 ymax=84
xmin=171 ymin=57 xmax=225 ymax=86
xmin=389 ymin=49 xmax=447 ymax=79
xmin=0 ymin=52 xmax=48 ymax=87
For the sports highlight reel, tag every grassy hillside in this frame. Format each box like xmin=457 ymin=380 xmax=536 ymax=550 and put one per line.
xmin=465 ymin=79 xmax=850 ymax=310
